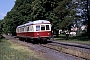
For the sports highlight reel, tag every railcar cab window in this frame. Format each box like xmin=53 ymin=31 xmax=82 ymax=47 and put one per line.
xmin=46 ymin=25 xmax=49 ymax=30
xmin=36 ymin=25 xmax=50 ymax=31
xmin=41 ymin=25 xmax=45 ymax=30
xmin=36 ymin=25 xmax=40 ymax=31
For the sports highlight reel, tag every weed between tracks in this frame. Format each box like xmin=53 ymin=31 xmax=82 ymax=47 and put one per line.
xmin=0 ymin=39 xmax=43 ymax=60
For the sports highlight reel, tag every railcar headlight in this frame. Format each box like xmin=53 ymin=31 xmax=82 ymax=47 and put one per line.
xmin=48 ymin=33 xmax=49 ymax=35
xmin=37 ymin=33 xmax=39 ymax=36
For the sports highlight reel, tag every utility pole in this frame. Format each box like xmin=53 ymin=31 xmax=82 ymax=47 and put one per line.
xmin=87 ymin=0 xmax=90 ymax=39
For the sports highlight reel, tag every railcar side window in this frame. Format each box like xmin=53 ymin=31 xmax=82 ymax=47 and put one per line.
xmin=41 ymin=25 xmax=45 ymax=30
xmin=29 ymin=25 xmax=34 ymax=31
xmin=46 ymin=25 xmax=49 ymax=30
xmin=30 ymin=26 xmax=34 ymax=31
xmin=21 ymin=28 xmax=24 ymax=32
xmin=27 ymin=27 xmax=29 ymax=31
xmin=36 ymin=25 xmax=40 ymax=31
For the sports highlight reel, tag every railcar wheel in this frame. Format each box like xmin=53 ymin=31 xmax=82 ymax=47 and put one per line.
xmin=19 ymin=37 xmax=25 ymax=41
xmin=19 ymin=37 xmax=22 ymax=40
xmin=40 ymin=38 xmax=47 ymax=44
xmin=31 ymin=38 xmax=39 ymax=44
xmin=44 ymin=38 xmax=47 ymax=44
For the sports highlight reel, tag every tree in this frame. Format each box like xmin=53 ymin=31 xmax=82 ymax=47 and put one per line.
xmin=0 ymin=20 xmax=3 ymax=39
xmin=53 ymin=0 xmax=75 ymax=37
xmin=87 ymin=0 xmax=90 ymax=39
xmin=0 ymin=20 xmax=2 ymax=34
xmin=2 ymin=0 xmax=33 ymax=35
xmin=2 ymin=0 xmax=75 ymax=37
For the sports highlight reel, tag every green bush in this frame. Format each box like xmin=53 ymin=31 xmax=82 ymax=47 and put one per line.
xmin=0 ymin=35 xmax=4 ymax=40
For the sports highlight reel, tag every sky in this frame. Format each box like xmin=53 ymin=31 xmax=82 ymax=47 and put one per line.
xmin=0 ymin=0 xmax=15 ymax=20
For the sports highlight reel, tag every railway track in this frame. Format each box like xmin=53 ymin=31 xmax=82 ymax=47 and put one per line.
xmin=53 ymin=41 xmax=90 ymax=49
xmin=3 ymin=35 xmax=90 ymax=60
xmin=41 ymin=41 xmax=90 ymax=60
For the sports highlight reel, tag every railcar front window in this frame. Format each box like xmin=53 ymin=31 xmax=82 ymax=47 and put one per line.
xmin=41 ymin=25 xmax=45 ymax=30
xmin=46 ymin=25 xmax=49 ymax=30
xmin=36 ymin=25 xmax=40 ymax=31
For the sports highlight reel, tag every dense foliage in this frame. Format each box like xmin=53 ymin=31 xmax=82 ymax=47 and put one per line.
xmin=0 ymin=0 xmax=74 ymax=36
xmin=0 ymin=0 xmax=89 ymax=38
xmin=0 ymin=20 xmax=3 ymax=39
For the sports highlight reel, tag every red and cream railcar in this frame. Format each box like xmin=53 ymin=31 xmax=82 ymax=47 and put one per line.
xmin=16 ymin=20 xmax=51 ymax=42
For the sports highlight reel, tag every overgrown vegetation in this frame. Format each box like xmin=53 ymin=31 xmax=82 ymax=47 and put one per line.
xmin=0 ymin=39 xmax=44 ymax=60
xmin=0 ymin=35 xmax=3 ymax=40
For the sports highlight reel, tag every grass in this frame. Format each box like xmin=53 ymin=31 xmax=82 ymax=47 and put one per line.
xmin=53 ymin=34 xmax=90 ymax=45
xmin=0 ymin=39 xmax=44 ymax=60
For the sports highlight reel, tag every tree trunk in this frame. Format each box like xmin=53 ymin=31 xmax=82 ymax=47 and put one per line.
xmin=87 ymin=0 xmax=90 ymax=39
xmin=56 ymin=30 xmax=59 ymax=37
xmin=87 ymin=14 xmax=90 ymax=39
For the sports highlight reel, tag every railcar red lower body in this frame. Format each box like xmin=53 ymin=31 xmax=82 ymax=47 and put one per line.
xmin=17 ymin=31 xmax=51 ymax=39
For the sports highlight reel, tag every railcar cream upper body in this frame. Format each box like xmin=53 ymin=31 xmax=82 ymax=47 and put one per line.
xmin=16 ymin=20 xmax=51 ymax=33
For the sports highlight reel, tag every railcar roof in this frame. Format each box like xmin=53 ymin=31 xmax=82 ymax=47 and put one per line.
xmin=17 ymin=20 xmax=50 ymax=28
